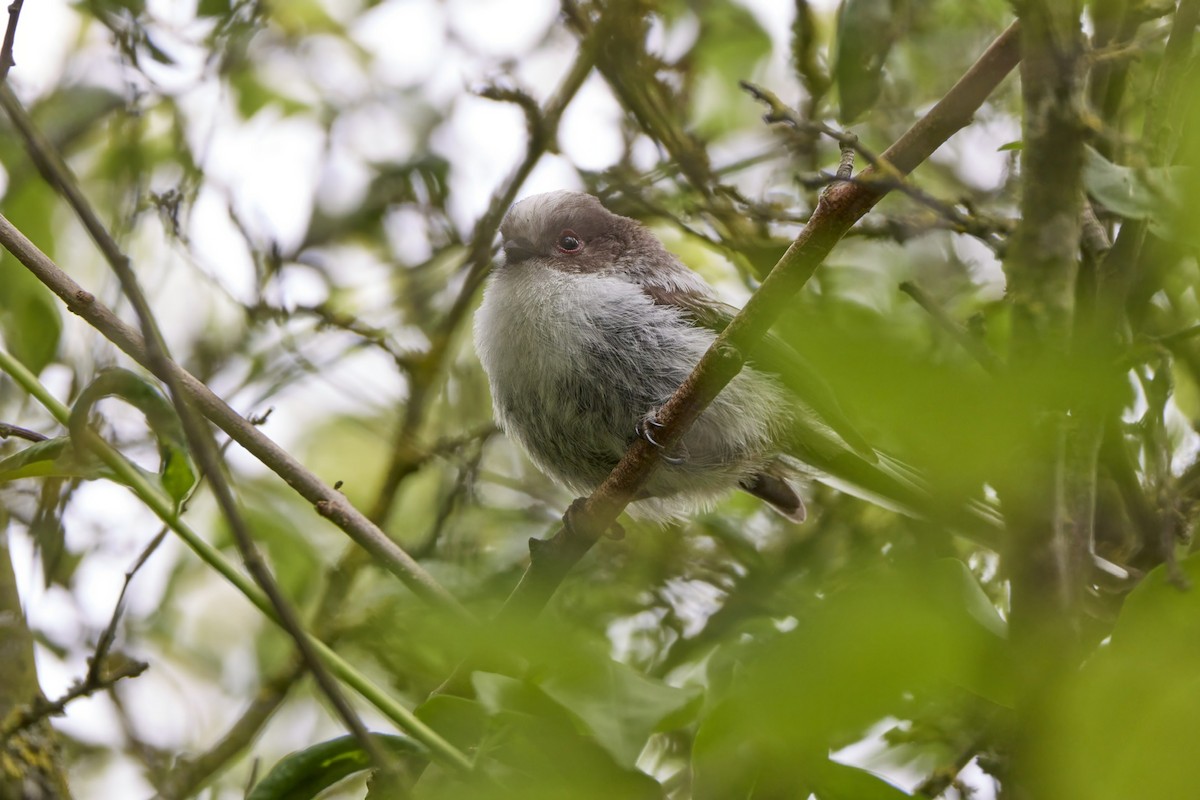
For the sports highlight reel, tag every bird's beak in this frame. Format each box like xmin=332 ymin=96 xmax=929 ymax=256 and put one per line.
xmin=502 ymin=238 xmax=537 ymax=264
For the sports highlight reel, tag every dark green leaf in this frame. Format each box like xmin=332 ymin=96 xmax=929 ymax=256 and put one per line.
xmin=0 ymin=437 xmax=106 ymax=483
xmin=247 ymin=734 xmax=421 ymax=800
xmin=835 ymin=0 xmax=904 ymax=121
xmin=196 ymin=0 xmax=232 ymax=17
xmin=68 ymin=368 xmax=197 ymax=506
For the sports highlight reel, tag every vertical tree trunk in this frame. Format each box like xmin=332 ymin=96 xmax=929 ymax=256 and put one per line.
xmin=1002 ymin=2 xmax=1088 ymax=798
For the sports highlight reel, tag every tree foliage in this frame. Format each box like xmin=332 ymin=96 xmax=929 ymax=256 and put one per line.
xmin=0 ymin=0 xmax=1198 ymax=798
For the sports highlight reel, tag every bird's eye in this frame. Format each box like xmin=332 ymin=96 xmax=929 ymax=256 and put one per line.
xmin=556 ymin=230 xmax=582 ymax=254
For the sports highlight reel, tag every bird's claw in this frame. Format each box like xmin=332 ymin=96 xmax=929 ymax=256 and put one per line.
xmin=636 ymin=416 xmax=664 ymax=447
xmin=636 ymin=415 xmax=686 ymax=464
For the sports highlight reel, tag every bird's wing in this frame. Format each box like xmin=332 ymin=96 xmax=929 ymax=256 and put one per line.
xmin=641 ymin=284 xmax=877 ymax=460
xmin=642 ymin=286 xmax=1005 ymax=545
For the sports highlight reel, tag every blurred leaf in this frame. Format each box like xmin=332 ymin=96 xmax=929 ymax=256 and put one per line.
xmin=247 ymin=734 xmax=422 ymax=800
xmin=145 ymin=34 xmax=177 ymax=65
xmin=197 ymin=0 xmax=232 ymax=17
xmin=416 ymin=672 xmax=662 ymax=800
xmin=835 ymin=0 xmax=905 ymax=121
xmin=28 ymin=86 xmax=126 ymax=155
xmin=0 ymin=254 xmax=60 ymax=375
xmin=538 ymin=655 xmax=702 ymax=767
xmin=692 ymin=561 xmax=1008 ymax=798
xmin=272 ymin=0 xmax=343 ymax=36
xmin=84 ymin=0 xmax=146 ymax=19
xmin=415 ymin=695 xmax=490 ymax=751
xmin=1034 ymin=554 xmax=1200 ymax=798
xmin=472 ymin=672 xmax=570 ymax=722
xmin=231 ymin=72 xmax=311 ymax=119
xmin=0 ymin=437 xmax=106 ymax=483
xmin=688 ymin=0 xmax=772 ymax=137
xmin=937 ymin=558 xmax=1006 ymax=639
xmin=1083 ymin=146 xmax=1188 ymax=221
xmin=69 ymin=368 xmax=197 ymax=507
xmin=233 ymin=502 xmax=323 ymax=608
xmin=816 ymin=760 xmax=913 ymax=799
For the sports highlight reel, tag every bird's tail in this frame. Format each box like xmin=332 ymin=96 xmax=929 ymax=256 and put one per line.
xmin=786 ymin=425 xmax=1003 ymax=546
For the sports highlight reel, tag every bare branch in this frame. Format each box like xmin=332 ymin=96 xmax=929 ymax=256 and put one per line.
xmin=0 ymin=0 xmax=23 ymax=81
xmin=0 ymin=421 xmax=46 ymax=442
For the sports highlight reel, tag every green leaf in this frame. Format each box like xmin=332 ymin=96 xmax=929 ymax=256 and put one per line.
xmin=1083 ymin=146 xmax=1195 ymax=246
xmin=231 ymin=72 xmax=311 ymax=119
xmin=691 ymin=562 xmax=1009 ymax=798
xmin=835 ymin=0 xmax=905 ymax=122
xmin=0 ymin=252 xmax=61 ymax=375
xmin=537 ymin=657 xmax=702 ymax=767
xmin=247 ymin=734 xmax=422 ymax=800
xmin=1031 ymin=554 xmax=1200 ymax=799
xmin=816 ymin=760 xmax=913 ymax=799
xmin=688 ymin=0 xmax=773 ymax=137
xmin=415 ymin=695 xmax=490 ymax=752
xmin=435 ymin=694 xmax=662 ymax=800
xmin=0 ymin=436 xmax=108 ymax=483
xmin=68 ymin=368 xmax=197 ymax=506
xmin=196 ymin=0 xmax=232 ymax=16
xmin=472 ymin=672 xmax=572 ymax=724
xmin=934 ymin=558 xmax=1007 ymax=639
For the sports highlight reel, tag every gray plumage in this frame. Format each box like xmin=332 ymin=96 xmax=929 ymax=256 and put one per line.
xmin=474 ymin=191 xmax=1005 ymax=535
xmin=474 ymin=191 xmax=821 ymax=521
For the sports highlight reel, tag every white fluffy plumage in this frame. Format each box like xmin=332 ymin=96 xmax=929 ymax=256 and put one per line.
xmin=474 ymin=191 xmax=795 ymax=521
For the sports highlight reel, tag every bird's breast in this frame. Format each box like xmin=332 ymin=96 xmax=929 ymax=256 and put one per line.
xmin=474 ymin=264 xmax=702 ymax=486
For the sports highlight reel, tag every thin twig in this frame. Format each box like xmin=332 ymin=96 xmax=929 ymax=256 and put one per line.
xmin=742 ymin=81 xmax=1008 ymax=250
xmin=0 ymin=212 xmax=467 ymax=617
xmin=1 ymin=657 xmax=146 ymax=741
xmin=0 ymin=529 xmax=165 ymax=741
xmin=91 ymin=527 xmax=168 ymax=683
xmin=1 ymin=531 xmax=164 ymax=741
xmin=0 ymin=348 xmax=474 ymax=772
xmin=0 ymin=0 xmax=24 ymax=81
xmin=0 ymin=81 xmax=395 ymax=775
xmin=0 ymin=78 xmax=465 ymax=618
xmin=0 ymin=421 xmax=46 ymax=442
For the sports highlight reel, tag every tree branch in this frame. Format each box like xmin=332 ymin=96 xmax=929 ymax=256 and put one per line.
xmin=0 ymin=207 xmax=467 ymax=618
xmin=0 ymin=0 xmax=23 ymax=81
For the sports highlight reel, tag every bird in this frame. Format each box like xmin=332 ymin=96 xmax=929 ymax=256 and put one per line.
xmin=473 ymin=190 xmax=943 ymax=525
